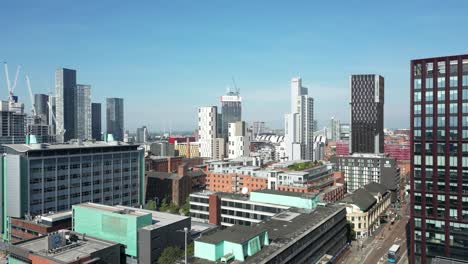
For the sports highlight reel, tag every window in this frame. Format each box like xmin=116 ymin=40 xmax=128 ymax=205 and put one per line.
xmin=414 ymin=104 xmax=421 ymax=114
xmin=426 ymin=117 xmax=433 ymax=127
xmin=426 ymin=104 xmax=433 ymax=114
xmin=414 ymin=117 xmax=421 ymax=127
xmin=463 ymin=88 xmax=468 ymax=99
xmin=438 ymin=116 xmax=445 ymax=127
xmin=415 ymin=92 xmax=422 ymax=102
xmin=438 ymin=91 xmax=445 ymax=101
xmin=426 ymin=78 xmax=434 ymax=89
xmin=463 ymin=116 xmax=468 ymax=127
xmin=463 ymin=75 xmax=468 ymax=87
xmin=450 ymin=117 xmax=458 ymax=127
xmin=426 ymin=91 xmax=434 ymax=102
xmin=438 ymin=77 xmax=445 ymax=88
xmin=450 ymin=90 xmax=458 ymax=101
xmin=450 ymin=103 xmax=458 ymax=114
xmin=438 ymin=103 xmax=445 ymax=114
xmin=450 ymin=76 xmax=458 ymax=87
xmin=414 ymin=79 xmax=422 ymax=90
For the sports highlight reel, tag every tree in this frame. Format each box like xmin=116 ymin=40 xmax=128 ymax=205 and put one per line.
xmin=158 ymin=246 xmax=184 ymax=264
xmin=167 ymin=202 xmax=179 ymax=214
xmin=147 ymin=200 xmax=156 ymax=211
xmin=160 ymin=198 xmax=169 ymax=212
xmin=180 ymin=197 xmax=190 ymax=216
xmin=346 ymin=221 xmax=356 ymax=242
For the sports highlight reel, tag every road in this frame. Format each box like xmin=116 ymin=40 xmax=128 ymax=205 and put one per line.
xmin=337 ymin=197 xmax=410 ymax=264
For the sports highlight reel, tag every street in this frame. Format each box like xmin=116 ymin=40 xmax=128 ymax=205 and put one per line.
xmin=337 ymin=197 xmax=410 ymax=264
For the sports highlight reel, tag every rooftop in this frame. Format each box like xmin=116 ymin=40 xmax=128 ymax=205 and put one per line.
xmin=197 ymin=224 xmax=266 ymax=244
xmin=252 ymin=189 xmax=317 ymax=199
xmin=11 ymin=231 xmax=119 ymax=263
xmin=4 ymin=141 xmax=139 ymax=153
xmin=74 ymin=203 xmax=150 ymax=217
xmin=115 ymin=206 xmax=189 ymax=230
xmin=340 ymin=188 xmax=376 ymax=212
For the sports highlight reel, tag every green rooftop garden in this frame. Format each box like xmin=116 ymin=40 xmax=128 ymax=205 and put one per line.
xmin=287 ymin=160 xmax=323 ymax=171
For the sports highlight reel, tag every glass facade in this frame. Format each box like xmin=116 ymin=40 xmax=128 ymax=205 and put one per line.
xmin=411 ymin=55 xmax=468 ymax=263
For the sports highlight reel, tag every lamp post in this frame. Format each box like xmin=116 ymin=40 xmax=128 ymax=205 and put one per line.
xmin=177 ymin=227 xmax=189 ymax=263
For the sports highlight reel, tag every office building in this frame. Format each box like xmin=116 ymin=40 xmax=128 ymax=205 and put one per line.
xmin=284 ymin=77 xmax=314 ymax=160
xmin=55 ymin=68 xmax=76 ymax=142
xmin=8 ymin=230 xmax=124 ymax=264
xmin=313 ymin=134 xmax=326 ymax=161
xmin=34 ymin=93 xmax=49 ymax=124
xmin=220 ymin=90 xmax=242 ymax=139
xmin=49 ymin=96 xmax=56 ymax=136
xmin=174 ymin=141 xmax=200 ymax=158
xmin=228 ymin=121 xmax=251 ymax=159
xmin=72 ymin=203 xmax=190 ymax=264
xmin=350 ymin=74 xmax=384 ymax=154
xmin=0 ymin=141 xmax=145 ymax=241
xmin=148 ymin=141 xmax=175 ymax=156
xmin=331 ymin=153 xmax=400 ymax=201
xmin=106 ymin=97 xmax=124 ymax=141
xmin=75 ymin=84 xmax=92 ymax=140
xmin=328 ymin=117 xmax=341 ymax=141
xmin=192 ymin=198 xmax=347 ymax=263
xmin=136 ymin=126 xmax=149 ymax=143
xmin=410 ymin=55 xmax=468 ymax=263
xmin=91 ymin=102 xmax=101 ymax=140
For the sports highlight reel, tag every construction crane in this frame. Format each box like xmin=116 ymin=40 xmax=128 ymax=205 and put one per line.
xmin=231 ymin=77 xmax=240 ymax=95
xmin=3 ymin=62 xmax=20 ymax=103
xmin=47 ymin=98 xmax=65 ymax=140
xmin=25 ymin=75 xmax=37 ymax=116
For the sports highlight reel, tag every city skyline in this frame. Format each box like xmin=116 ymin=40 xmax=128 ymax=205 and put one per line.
xmin=2 ymin=2 xmax=468 ymax=131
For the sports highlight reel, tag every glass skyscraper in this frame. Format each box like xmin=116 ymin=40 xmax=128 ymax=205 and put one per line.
xmin=55 ymin=68 xmax=76 ymax=142
xmin=106 ymin=98 xmax=124 ymax=141
xmin=75 ymin=84 xmax=92 ymax=140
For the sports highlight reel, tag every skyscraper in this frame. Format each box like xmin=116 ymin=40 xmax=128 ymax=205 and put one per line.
xmin=410 ymin=55 xmax=468 ymax=263
xmin=55 ymin=68 xmax=76 ymax=142
xmin=220 ymin=90 xmax=242 ymax=139
xmin=106 ymin=98 xmax=124 ymax=141
xmin=91 ymin=103 xmax=101 ymax=140
xmin=284 ymin=77 xmax=314 ymax=160
xmin=34 ymin=94 xmax=49 ymax=125
xmin=136 ymin=126 xmax=149 ymax=143
xmin=198 ymin=106 xmax=224 ymax=159
xmin=350 ymin=74 xmax=384 ymax=154
xmin=75 ymin=84 xmax=92 ymax=140
xmin=327 ymin=117 xmax=340 ymax=141
xmin=228 ymin=121 xmax=251 ymax=159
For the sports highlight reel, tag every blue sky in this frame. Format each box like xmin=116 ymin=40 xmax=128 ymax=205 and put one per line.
xmin=1 ymin=1 xmax=468 ymax=132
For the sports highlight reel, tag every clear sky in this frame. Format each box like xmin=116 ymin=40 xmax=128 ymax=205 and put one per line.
xmin=1 ymin=1 xmax=468 ymax=132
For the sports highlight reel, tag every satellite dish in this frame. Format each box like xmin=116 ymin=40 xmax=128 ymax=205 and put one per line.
xmin=241 ymin=187 xmax=249 ymax=195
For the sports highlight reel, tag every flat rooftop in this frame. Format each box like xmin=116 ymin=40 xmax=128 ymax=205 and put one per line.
xmin=194 ymin=204 xmax=345 ymax=263
xmin=40 ymin=210 xmax=72 ymax=222
xmin=74 ymin=203 xmax=150 ymax=217
xmin=252 ymin=189 xmax=317 ymax=199
xmin=12 ymin=232 xmax=118 ymax=263
xmin=116 ymin=205 xmax=189 ymax=230
xmin=4 ymin=141 xmax=139 ymax=153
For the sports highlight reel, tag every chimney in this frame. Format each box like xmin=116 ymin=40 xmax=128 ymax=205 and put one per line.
xmin=177 ymin=163 xmax=187 ymax=177
xmin=167 ymin=157 xmax=171 ymax=173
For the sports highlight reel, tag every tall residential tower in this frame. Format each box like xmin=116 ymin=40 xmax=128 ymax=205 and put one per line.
xmin=75 ymin=84 xmax=92 ymax=140
xmin=410 ymin=55 xmax=468 ymax=263
xmin=350 ymin=74 xmax=384 ymax=154
xmin=55 ymin=68 xmax=77 ymax=142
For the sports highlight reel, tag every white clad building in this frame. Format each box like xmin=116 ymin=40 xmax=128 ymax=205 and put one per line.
xmin=228 ymin=121 xmax=251 ymax=159
xmin=284 ymin=77 xmax=314 ymax=161
xmin=198 ymin=106 xmax=218 ymax=158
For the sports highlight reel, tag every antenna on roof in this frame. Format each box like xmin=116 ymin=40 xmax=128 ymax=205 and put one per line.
xmin=231 ymin=77 xmax=239 ymax=95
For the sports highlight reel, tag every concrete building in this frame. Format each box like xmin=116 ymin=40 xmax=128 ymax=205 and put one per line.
xmin=410 ymin=55 xmax=468 ymax=263
xmin=198 ymin=106 xmax=218 ymax=158
xmin=0 ymin=141 xmax=145 ymax=241
xmin=350 ymin=74 xmax=384 ymax=154
xmin=313 ymin=134 xmax=327 ymax=161
xmin=34 ymin=93 xmax=49 ymax=125
xmin=331 ymin=153 xmax=400 ymax=201
xmin=148 ymin=141 xmax=175 ymax=156
xmin=136 ymin=126 xmax=149 ymax=143
xmin=339 ymin=182 xmax=391 ymax=238
xmin=106 ymin=97 xmax=124 ymax=141
xmin=284 ymin=77 xmax=314 ymax=161
xmin=8 ymin=230 xmax=124 ymax=264
xmin=228 ymin=121 xmax=251 ymax=159
xmin=72 ymin=203 xmax=190 ymax=264
xmin=193 ymin=201 xmax=347 ymax=263
xmin=327 ymin=117 xmax=340 ymax=141
xmin=10 ymin=211 xmax=72 ymax=243
xmin=339 ymin=123 xmax=350 ymax=141
xmin=91 ymin=102 xmax=101 ymax=140
xmin=55 ymin=68 xmax=76 ymax=142
xmin=75 ymin=84 xmax=92 ymax=140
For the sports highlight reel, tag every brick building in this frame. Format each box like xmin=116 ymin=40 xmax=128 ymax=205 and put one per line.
xmin=145 ymin=164 xmax=191 ymax=206
xmin=10 ymin=211 xmax=72 ymax=243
